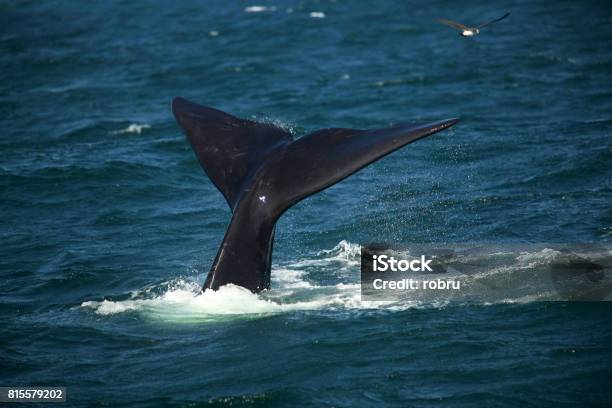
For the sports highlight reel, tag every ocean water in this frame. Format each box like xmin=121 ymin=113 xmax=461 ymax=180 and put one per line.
xmin=1 ymin=0 xmax=612 ymax=406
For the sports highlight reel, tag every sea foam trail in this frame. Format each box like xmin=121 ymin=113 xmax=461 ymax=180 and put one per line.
xmin=244 ymin=6 xmax=276 ymax=13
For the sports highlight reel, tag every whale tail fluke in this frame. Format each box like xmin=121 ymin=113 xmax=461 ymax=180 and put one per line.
xmin=172 ymin=97 xmax=458 ymax=292
xmin=173 ymin=97 xmax=457 ymax=217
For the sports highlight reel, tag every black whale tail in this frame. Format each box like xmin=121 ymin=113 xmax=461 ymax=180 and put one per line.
xmin=172 ymin=97 xmax=458 ymax=292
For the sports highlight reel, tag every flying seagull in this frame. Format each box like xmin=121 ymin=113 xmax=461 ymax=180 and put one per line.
xmin=438 ymin=12 xmax=510 ymax=37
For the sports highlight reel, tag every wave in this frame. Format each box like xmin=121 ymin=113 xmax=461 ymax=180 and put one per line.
xmin=111 ymin=123 xmax=151 ymax=135
xmin=244 ymin=6 xmax=276 ymax=13
xmin=309 ymin=12 xmax=326 ymax=19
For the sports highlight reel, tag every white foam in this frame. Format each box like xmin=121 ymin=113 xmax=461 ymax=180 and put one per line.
xmin=310 ymin=12 xmax=326 ymax=18
xmin=112 ymin=123 xmax=151 ymax=135
xmin=82 ymin=299 xmax=140 ymax=315
xmin=83 ymin=282 xmax=281 ymax=318
xmin=315 ymin=240 xmax=361 ymax=264
xmin=80 ymin=279 xmax=384 ymax=322
xmin=245 ymin=6 xmax=276 ymax=13
xmin=516 ymin=248 xmax=561 ymax=264
xmin=273 ymin=268 xmax=315 ymax=288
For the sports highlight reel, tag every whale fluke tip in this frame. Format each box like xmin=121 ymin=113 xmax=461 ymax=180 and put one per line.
xmin=441 ymin=118 xmax=460 ymax=130
xmin=436 ymin=118 xmax=460 ymax=128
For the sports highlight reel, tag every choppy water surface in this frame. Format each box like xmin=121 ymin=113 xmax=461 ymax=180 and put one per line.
xmin=1 ymin=1 xmax=612 ymax=406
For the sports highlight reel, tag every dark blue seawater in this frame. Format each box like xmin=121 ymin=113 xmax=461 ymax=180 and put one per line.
xmin=2 ymin=0 xmax=612 ymax=406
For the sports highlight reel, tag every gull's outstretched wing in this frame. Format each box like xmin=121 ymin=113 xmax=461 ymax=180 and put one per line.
xmin=477 ymin=12 xmax=510 ymax=29
xmin=438 ymin=18 xmax=470 ymax=31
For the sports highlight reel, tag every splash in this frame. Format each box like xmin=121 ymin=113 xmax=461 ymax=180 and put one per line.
xmin=83 ymin=282 xmax=287 ymax=320
xmin=81 ymin=241 xmax=399 ymax=322
xmin=81 ymin=276 xmax=396 ymax=323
